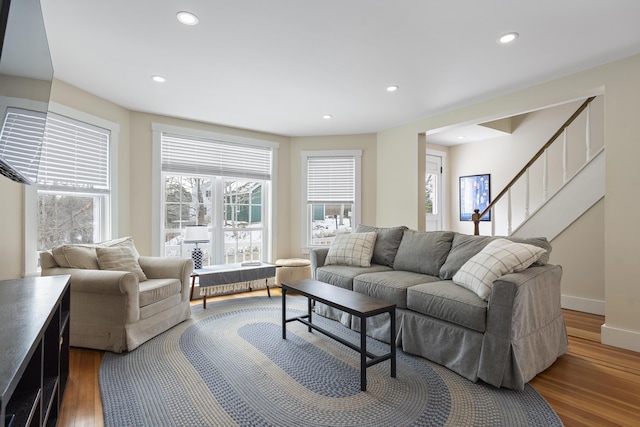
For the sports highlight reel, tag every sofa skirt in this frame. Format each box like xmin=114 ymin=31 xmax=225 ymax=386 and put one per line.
xmin=314 ymin=301 xmax=352 ymax=328
xmin=399 ymin=309 xmax=484 ymax=384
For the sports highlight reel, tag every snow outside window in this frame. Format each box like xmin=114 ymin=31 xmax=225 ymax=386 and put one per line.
xmin=160 ymin=132 xmax=274 ymax=265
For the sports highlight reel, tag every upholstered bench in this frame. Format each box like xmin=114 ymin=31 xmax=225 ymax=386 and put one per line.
xmin=275 ymin=258 xmax=312 ymax=286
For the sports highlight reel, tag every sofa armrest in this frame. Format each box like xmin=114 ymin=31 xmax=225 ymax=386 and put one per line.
xmin=479 ymin=264 xmax=566 ymax=389
xmin=309 ymin=247 xmax=329 ymax=279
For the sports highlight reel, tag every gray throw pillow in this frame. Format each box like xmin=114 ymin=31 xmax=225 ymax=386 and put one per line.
xmin=439 ymin=233 xmax=552 ymax=280
xmin=393 ymin=230 xmax=455 ymax=276
xmin=356 ymin=224 xmax=407 ymax=267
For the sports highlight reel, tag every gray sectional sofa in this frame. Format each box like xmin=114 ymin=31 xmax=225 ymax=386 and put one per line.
xmin=309 ymin=225 xmax=568 ymax=390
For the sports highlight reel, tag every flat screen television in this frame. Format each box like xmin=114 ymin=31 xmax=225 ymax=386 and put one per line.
xmin=0 ymin=0 xmax=53 ymax=184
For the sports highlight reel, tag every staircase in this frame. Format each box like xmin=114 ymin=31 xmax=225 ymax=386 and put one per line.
xmin=473 ymin=96 xmax=604 ymax=239
xmin=512 ymin=147 xmax=604 ymax=239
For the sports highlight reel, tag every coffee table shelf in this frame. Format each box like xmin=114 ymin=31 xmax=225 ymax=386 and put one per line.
xmin=281 ymin=279 xmax=396 ymax=391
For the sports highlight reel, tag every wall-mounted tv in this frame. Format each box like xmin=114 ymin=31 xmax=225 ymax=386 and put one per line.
xmin=0 ymin=0 xmax=53 ymax=185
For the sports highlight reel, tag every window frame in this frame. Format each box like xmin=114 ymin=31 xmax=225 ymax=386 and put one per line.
xmin=301 ymin=150 xmax=362 ymax=251
xmin=152 ymin=123 xmax=279 ymax=262
xmin=23 ymin=102 xmax=119 ymax=276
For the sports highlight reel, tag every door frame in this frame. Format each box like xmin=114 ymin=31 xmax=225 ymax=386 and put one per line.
xmin=426 ymin=149 xmax=448 ymax=231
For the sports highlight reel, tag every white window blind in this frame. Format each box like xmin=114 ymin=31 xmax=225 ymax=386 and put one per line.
xmin=161 ymin=133 xmax=272 ymax=180
xmin=307 ymin=156 xmax=355 ymax=203
xmin=0 ymin=108 xmax=47 ymax=184
xmin=37 ymin=113 xmax=110 ymax=192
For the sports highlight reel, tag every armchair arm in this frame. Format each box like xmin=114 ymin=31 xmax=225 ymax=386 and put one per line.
xmin=41 ymin=267 xmax=138 ymax=296
xmin=309 ymin=248 xmax=329 ymax=279
xmin=41 ymin=267 xmax=141 ymax=325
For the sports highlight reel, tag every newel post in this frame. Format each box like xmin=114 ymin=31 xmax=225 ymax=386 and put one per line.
xmin=472 ymin=209 xmax=480 ymax=235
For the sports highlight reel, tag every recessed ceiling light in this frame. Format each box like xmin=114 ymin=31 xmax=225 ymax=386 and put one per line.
xmin=177 ymin=11 xmax=199 ymax=26
xmin=457 ymin=135 xmax=466 ymax=140
xmin=498 ymin=32 xmax=519 ymax=44
xmin=323 ymin=115 xmax=332 ymax=119
xmin=387 ymin=85 xmax=399 ymax=92
xmin=151 ymin=75 xmax=166 ymax=83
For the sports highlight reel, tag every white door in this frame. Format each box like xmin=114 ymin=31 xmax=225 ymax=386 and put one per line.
xmin=426 ymin=154 xmax=443 ymax=230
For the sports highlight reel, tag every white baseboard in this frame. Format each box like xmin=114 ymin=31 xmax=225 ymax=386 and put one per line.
xmin=601 ymin=324 xmax=640 ymax=353
xmin=561 ymin=295 xmax=605 ymax=315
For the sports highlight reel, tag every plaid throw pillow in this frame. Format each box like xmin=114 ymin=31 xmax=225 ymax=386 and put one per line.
xmin=452 ymin=238 xmax=546 ymax=300
xmin=325 ymin=232 xmax=377 ymax=268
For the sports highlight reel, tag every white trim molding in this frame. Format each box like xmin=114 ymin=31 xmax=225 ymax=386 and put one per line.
xmin=300 ymin=149 xmax=362 ymax=252
xmin=561 ymin=295 xmax=605 ymax=316
xmin=602 ymin=324 xmax=640 ymax=353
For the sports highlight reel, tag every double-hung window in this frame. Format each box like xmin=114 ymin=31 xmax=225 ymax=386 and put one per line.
xmin=157 ymin=127 xmax=277 ymax=266
xmin=36 ymin=113 xmax=111 ymax=249
xmin=302 ymin=150 xmax=361 ymax=249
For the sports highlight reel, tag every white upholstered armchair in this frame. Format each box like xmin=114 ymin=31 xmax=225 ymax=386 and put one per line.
xmin=39 ymin=237 xmax=194 ymax=353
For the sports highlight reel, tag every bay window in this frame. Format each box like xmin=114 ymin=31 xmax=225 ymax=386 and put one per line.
xmin=156 ymin=126 xmax=277 ymax=265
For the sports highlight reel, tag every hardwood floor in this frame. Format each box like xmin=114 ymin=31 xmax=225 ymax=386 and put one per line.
xmin=58 ymin=290 xmax=640 ymax=427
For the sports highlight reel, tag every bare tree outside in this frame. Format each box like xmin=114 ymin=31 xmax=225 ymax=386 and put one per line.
xmin=38 ymin=194 xmax=95 ymax=250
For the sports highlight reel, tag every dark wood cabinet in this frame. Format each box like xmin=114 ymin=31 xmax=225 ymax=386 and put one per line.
xmin=0 ymin=276 xmax=70 ymax=427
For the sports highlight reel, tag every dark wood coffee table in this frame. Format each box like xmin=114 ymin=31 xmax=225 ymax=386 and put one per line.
xmin=281 ymin=278 xmax=396 ymax=391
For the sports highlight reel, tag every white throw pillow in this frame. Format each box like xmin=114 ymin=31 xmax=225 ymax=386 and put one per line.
xmin=452 ymin=238 xmax=546 ymax=300
xmin=325 ymin=232 xmax=377 ymax=268
xmin=96 ymin=246 xmax=148 ymax=282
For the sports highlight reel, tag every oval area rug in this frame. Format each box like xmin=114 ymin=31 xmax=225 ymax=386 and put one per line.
xmin=99 ymin=296 xmax=563 ymax=426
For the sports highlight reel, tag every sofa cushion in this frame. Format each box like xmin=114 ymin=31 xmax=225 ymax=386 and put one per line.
xmin=439 ymin=233 xmax=552 ymax=280
xmin=393 ymin=230 xmax=454 ymax=276
xmin=52 ymin=244 xmax=99 ymax=269
xmin=354 ymin=271 xmax=440 ymax=308
xmin=316 ymin=264 xmax=392 ymax=290
xmin=138 ymin=278 xmax=182 ymax=307
xmin=96 ymin=246 xmax=148 ymax=282
xmin=407 ymin=281 xmax=488 ymax=333
xmin=325 ymin=232 xmax=377 ymax=267
xmin=452 ymin=238 xmax=546 ymax=300
xmin=355 ymin=224 xmax=407 ymax=267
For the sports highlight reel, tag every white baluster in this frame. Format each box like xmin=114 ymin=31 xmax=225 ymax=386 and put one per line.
xmin=563 ymin=129 xmax=569 ymax=183
xmin=525 ymin=168 xmax=530 ymax=219
xmin=507 ymin=188 xmax=512 ymax=235
xmin=543 ymin=148 xmax=549 ymax=201
xmin=491 ymin=206 xmax=495 ymax=237
xmin=586 ymin=102 xmax=592 ymax=161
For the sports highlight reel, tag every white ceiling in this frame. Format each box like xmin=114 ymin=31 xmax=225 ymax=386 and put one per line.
xmin=40 ymin=0 xmax=640 ymax=138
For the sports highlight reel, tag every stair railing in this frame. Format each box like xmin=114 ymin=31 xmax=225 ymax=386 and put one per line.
xmin=472 ymin=96 xmax=597 ymax=235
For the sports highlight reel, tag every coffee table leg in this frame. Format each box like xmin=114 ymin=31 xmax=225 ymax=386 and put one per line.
xmin=282 ymin=287 xmax=287 ymax=340
xmin=361 ymin=316 xmax=367 ymax=391
xmin=390 ymin=309 xmax=396 ymax=378
xmin=307 ymin=297 xmax=312 ymax=332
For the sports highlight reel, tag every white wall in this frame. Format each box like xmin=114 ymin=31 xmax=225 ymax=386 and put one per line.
xmin=0 ymin=80 xmax=131 ymax=280
xmin=445 ymin=98 xmax=605 ymax=313
xmin=447 ymin=96 xmax=604 ymax=236
xmin=3 ymin=53 xmax=639 ymax=353
xmin=377 ymin=53 xmax=640 ymax=352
